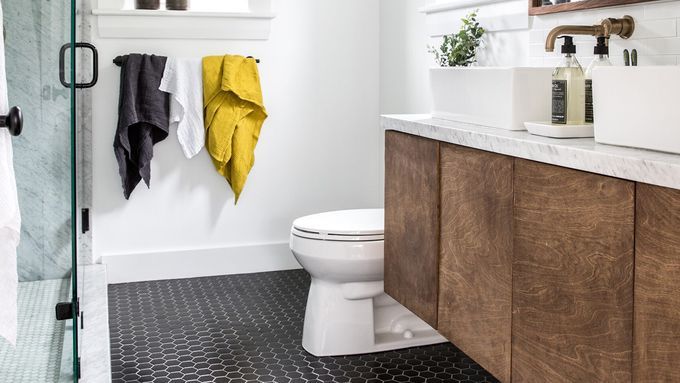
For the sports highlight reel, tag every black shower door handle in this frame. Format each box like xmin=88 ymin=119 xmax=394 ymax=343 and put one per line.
xmin=59 ymin=42 xmax=98 ymax=89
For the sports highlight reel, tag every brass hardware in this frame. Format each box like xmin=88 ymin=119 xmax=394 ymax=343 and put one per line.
xmin=545 ymin=15 xmax=635 ymax=52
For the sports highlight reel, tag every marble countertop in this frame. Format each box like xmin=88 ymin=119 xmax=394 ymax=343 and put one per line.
xmin=382 ymin=114 xmax=680 ymax=190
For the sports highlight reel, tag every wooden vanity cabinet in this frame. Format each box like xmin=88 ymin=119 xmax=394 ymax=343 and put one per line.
xmin=634 ymin=183 xmax=680 ymax=381
xmin=512 ymin=159 xmax=635 ymax=382
xmin=437 ymin=143 xmax=514 ymax=383
xmin=384 ymin=131 xmax=440 ymax=328
xmin=383 ymin=134 xmax=680 ymax=382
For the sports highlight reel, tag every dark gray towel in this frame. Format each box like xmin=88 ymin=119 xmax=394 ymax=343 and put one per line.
xmin=114 ymin=54 xmax=170 ymax=199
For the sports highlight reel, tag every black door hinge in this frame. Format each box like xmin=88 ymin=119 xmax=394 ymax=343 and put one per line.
xmin=77 ymin=356 xmax=81 ymax=379
xmin=55 ymin=298 xmax=79 ymax=321
xmin=81 ymin=208 xmax=90 ymax=234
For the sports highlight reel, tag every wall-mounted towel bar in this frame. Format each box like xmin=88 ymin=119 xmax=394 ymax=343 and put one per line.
xmin=112 ymin=55 xmax=260 ymax=66
xmin=0 ymin=106 xmax=23 ymax=136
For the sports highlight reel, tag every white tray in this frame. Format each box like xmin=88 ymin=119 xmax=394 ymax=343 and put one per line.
xmin=524 ymin=121 xmax=594 ymax=138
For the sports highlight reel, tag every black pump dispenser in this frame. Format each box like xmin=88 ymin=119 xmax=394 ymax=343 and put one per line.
xmin=560 ymin=36 xmax=576 ymax=54
xmin=593 ymin=36 xmax=609 ymax=55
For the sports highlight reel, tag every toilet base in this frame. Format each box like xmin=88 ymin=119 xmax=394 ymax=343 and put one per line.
xmin=301 ymin=278 xmax=447 ymax=357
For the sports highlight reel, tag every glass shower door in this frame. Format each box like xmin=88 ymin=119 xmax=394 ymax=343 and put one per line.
xmin=0 ymin=0 xmax=78 ymax=382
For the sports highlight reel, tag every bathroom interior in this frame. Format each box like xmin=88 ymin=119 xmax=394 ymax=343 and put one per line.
xmin=1 ymin=0 xmax=680 ymax=382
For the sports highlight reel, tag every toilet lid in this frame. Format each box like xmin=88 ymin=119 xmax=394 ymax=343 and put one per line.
xmin=292 ymin=209 xmax=384 ymax=241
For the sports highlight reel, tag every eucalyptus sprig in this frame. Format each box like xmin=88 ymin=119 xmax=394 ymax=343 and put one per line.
xmin=429 ymin=10 xmax=485 ymax=67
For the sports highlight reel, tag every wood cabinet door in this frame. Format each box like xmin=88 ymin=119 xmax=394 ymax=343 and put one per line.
xmin=384 ymin=131 xmax=440 ymax=327
xmin=634 ymin=183 xmax=680 ymax=382
xmin=512 ymin=159 xmax=634 ymax=382
xmin=438 ymin=144 xmax=514 ymax=383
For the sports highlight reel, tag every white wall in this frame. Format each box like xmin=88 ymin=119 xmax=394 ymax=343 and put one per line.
xmin=379 ymin=0 xmax=432 ymax=115
xmin=90 ymin=0 xmax=382 ymax=281
xmin=91 ymin=0 xmax=680 ymax=282
xmin=377 ymin=0 xmax=432 ymax=206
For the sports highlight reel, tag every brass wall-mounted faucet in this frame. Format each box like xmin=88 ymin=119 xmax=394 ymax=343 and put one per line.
xmin=545 ymin=16 xmax=635 ymax=52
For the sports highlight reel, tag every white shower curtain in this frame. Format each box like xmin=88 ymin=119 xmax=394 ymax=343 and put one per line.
xmin=0 ymin=0 xmax=21 ymax=346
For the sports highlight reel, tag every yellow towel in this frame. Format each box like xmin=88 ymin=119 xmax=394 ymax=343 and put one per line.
xmin=203 ymin=55 xmax=267 ymax=203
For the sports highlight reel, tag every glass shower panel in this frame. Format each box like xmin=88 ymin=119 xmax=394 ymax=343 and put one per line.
xmin=0 ymin=1 xmax=76 ymax=382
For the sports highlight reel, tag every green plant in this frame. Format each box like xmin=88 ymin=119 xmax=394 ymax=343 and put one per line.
xmin=429 ymin=10 xmax=485 ymax=67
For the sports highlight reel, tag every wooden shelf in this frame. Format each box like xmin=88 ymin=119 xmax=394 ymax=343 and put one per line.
xmin=529 ymin=0 xmax=657 ymax=15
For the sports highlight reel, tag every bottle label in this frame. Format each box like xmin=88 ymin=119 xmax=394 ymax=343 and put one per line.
xmin=552 ymin=80 xmax=567 ymax=124
xmin=585 ymin=79 xmax=593 ymax=123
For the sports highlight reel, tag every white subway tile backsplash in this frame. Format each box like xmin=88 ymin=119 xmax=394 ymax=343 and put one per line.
xmin=555 ymin=6 xmax=643 ymax=25
xmin=528 ymin=28 xmax=591 ymax=45
xmin=644 ymin=55 xmax=678 ymax=65
xmin=645 ymin=0 xmax=680 ymax=19
xmin=575 ymin=41 xmax=597 ymax=56
xmin=528 ymin=56 xmax=545 ymax=67
xmin=529 ymin=43 xmax=545 ymax=57
xmin=632 ymin=18 xmax=677 ymax=39
xmin=529 ymin=29 xmax=546 ymax=44
xmin=530 ymin=14 xmax=559 ymax=29
xmin=529 ymin=43 xmax=561 ymax=57
xmin=543 ymin=57 xmax=564 ymax=67
xmin=610 ymin=36 xmax=680 ymax=55
xmin=609 ymin=54 xmax=678 ymax=65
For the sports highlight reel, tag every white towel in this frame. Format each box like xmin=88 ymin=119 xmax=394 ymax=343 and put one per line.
xmin=0 ymin=1 xmax=21 ymax=346
xmin=159 ymin=57 xmax=205 ymax=159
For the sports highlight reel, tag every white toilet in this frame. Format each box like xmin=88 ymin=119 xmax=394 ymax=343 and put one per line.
xmin=289 ymin=209 xmax=446 ymax=356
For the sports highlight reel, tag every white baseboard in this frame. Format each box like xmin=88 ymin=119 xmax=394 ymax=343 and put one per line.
xmin=101 ymin=242 xmax=301 ymax=284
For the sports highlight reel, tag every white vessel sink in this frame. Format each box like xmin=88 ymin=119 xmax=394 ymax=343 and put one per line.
xmin=593 ymin=66 xmax=680 ymax=155
xmin=429 ymin=67 xmax=552 ymax=131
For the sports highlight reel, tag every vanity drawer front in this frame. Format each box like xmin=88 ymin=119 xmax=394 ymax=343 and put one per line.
xmin=634 ymin=183 xmax=680 ymax=382
xmin=384 ymin=131 xmax=440 ymax=328
xmin=438 ymin=143 xmax=513 ymax=383
xmin=512 ymin=159 xmax=634 ymax=382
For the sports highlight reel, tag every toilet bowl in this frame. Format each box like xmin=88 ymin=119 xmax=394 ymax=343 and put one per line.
xmin=289 ymin=209 xmax=446 ymax=356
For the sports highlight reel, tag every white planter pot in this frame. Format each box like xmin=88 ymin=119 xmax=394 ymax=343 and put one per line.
xmin=593 ymin=66 xmax=680 ymax=155
xmin=429 ymin=67 xmax=553 ymax=131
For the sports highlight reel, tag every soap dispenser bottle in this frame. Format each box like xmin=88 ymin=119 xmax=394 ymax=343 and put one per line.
xmin=552 ymin=36 xmax=585 ymax=125
xmin=584 ymin=36 xmax=612 ymax=123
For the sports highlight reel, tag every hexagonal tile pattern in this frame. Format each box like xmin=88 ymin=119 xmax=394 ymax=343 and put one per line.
xmin=109 ymin=270 xmax=499 ymax=382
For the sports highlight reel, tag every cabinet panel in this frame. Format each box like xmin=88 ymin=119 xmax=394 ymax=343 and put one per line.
xmin=384 ymin=131 xmax=440 ymax=327
xmin=438 ymin=144 xmax=513 ymax=383
xmin=634 ymin=183 xmax=680 ymax=381
xmin=512 ymin=159 xmax=634 ymax=382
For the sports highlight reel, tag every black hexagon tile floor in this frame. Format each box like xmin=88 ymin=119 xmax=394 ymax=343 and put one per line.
xmin=108 ymin=270 xmax=499 ymax=383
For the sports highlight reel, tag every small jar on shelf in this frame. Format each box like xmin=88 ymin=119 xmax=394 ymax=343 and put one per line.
xmin=135 ymin=0 xmax=160 ymax=10
xmin=166 ymin=0 xmax=189 ymax=10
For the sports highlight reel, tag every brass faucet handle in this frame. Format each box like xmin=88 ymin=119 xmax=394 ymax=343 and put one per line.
xmin=601 ymin=16 xmax=635 ymax=39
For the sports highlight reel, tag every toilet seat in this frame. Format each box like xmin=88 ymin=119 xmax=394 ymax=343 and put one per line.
xmin=291 ymin=209 xmax=384 ymax=242
xmin=291 ymin=227 xmax=384 ymax=242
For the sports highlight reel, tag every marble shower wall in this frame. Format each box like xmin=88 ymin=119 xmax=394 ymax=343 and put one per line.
xmin=4 ymin=1 xmax=73 ymax=281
